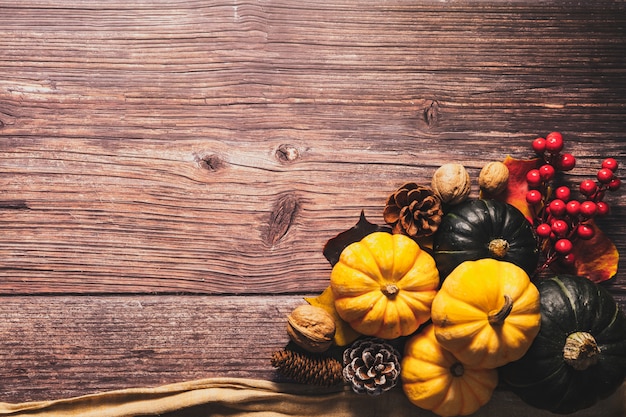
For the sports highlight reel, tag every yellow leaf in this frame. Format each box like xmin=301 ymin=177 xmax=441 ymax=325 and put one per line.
xmin=305 ymin=286 xmax=361 ymax=346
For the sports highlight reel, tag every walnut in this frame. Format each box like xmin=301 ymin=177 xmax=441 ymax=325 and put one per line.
xmin=479 ymin=161 xmax=509 ymax=195
xmin=287 ymin=304 xmax=336 ymax=353
xmin=431 ymin=163 xmax=471 ymax=205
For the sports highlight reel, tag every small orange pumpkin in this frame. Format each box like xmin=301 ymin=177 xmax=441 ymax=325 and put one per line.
xmin=402 ymin=325 xmax=498 ymax=417
xmin=330 ymin=232 xmax=439 ymax=339
xmin=431 ymin=258 xmax=541 ymax=369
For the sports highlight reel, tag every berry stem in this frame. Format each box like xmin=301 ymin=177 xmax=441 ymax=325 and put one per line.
xmin=526 ymin=132 xmax=620 ymax=279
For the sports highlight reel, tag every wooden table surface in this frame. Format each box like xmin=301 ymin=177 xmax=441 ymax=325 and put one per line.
xmin=1 ymin=0 xmax=625 ymax=408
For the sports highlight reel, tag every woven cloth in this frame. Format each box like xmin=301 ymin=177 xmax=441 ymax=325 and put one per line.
xmin=0 ymin=378 xmax=623 ymax=417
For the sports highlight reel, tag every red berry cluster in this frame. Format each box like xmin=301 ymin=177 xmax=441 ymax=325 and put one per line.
xmin=525 ymin=132 xmax=621 ymax=271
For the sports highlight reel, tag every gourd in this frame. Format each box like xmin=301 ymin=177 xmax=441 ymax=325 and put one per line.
xmin=433 ymin=199 xmax=539 ymax=279
xmin=500 ymin=274 xmax=626 ymax=414
xmin=431 ymin=258 xmax=541 ymax=369
xmin=402 ymin=325 xmax=498 ymax=417
xmin=330 ymin=232 xmax=439 ymax=339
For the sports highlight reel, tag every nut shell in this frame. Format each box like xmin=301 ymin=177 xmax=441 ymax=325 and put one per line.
xmin=431 ymin=163 xmax=471 ymax=205
xmin=479 ymin=161 xmax=509 ymax=195
xmin=287 ymin=304 xmax=336 ymax=352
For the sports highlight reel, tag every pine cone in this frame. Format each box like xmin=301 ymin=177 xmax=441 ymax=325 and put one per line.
xmin=343 ymin=338 xmax=401 ymax=396
xmin=271 ymin=349 xmax=344 ymax=386
xmin=383 ymin=183 xmax=442 ymax=237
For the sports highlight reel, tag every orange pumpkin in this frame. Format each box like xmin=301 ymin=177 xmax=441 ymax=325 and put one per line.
xmin=431 ymin=258 xmax=541 ymax=369
xmin=402 ymin=326 xmax=499 ymax=417
xmin=330 ymin=232 xmax=439 ymax=339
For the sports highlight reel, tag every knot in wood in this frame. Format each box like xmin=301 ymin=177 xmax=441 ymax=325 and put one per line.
xmin=275 ymin=144 xmax=300 ymax=163
xmin=197 ymin=153 xmax=225 ymax=172
xmin=423 ymin=100 xmax=440 ymax=127
xmin=264 ymin=192 xmax=300 ymax=246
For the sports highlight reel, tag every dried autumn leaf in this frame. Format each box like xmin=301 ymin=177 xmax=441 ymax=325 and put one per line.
xmin=322 ymin=211 xmax=391 ymax=266
xmin=570 ymin=220 xmax=619 ymax=283
xmin=305 ymin=287 xmax=360 ymax=346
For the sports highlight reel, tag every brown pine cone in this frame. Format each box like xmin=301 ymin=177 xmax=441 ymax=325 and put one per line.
xmin=271 ymin=349 xmax=344 ymax=387
xmin=343 ymin=338 xmax=401 ymax=396
xmin=383 ymin=183 xmax=443 ymax=237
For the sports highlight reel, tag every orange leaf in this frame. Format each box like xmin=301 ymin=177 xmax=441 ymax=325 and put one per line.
xmin=485 ymin=155 xmax=542 ymax=222
xmin=570 ymin=221 xmax=619 ymax=283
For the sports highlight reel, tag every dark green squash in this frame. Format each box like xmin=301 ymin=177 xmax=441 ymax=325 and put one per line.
xmin=433 ymin=199 xmax=539 ymax=278
xmin=500 ymin=274 xmax=626 ymax=414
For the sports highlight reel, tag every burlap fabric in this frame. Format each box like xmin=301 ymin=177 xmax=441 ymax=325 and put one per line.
xmin=0 ymin=378 xmax=623 ymax=417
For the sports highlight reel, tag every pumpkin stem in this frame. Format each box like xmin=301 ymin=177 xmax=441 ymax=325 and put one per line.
xmin=488 ymin=295 xmax=513 ymax=325
xmin=450 ymin=362 xmax=464 ymax=377
xmin=563 ymin=331 xmax=600 ymax=371
xmin=381 ymin=284 xmax=399 ymax=299
xmin=488 ymin=238 xmax=510 ymax=258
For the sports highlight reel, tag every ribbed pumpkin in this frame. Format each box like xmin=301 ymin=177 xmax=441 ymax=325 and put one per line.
xmin=431 ymin=258 xmax=541 ymax=369
xmin=402 ymin=326 xmax=499 ymax=417
xmin=500 ymin=274 xmax=626 ymax=414
xmin=330 ymin=232 xmax=439 ymax=339
xmin=433 ymin=199 xmax=539 ymax=279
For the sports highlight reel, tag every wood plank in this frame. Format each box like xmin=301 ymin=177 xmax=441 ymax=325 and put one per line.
xmin=0 ymin=1 xmax=625 ymax=294
xmin=0 ymin=294 xmax=624 ymax=405
xmin=0 ymin=295 xmax=302 ymax=403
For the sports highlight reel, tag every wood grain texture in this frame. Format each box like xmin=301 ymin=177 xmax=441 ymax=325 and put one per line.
xmin=0 ymin=0 xmax=624 ymax=294
xmin=0 ymin=0 xmax=625 ymax=405
xmin=0 ymin=295 xmax=302 ymax=403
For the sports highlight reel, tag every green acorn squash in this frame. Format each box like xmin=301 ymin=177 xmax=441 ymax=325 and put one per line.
xmin=500 ymin=274 xmax=626 ymax=414
xmin=433 ymin=199 xmax=539 ymax=279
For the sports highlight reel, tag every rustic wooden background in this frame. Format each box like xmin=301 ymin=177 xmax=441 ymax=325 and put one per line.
xmin=0 ymin=0 xmax=625 ymax=409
